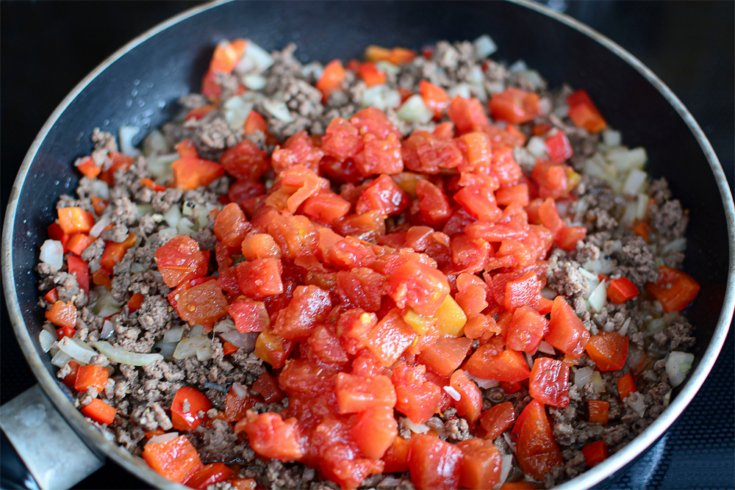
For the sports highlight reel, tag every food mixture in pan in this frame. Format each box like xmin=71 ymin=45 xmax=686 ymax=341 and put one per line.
xmin=36 ymin=36 xmax=701 ymax=490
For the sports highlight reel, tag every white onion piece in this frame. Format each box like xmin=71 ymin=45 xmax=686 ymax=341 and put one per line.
xmin=146 ymin=432 xmax=179 ymax=446
xmin=173 ymin=335 xmax=208 ymax=360
xmin=396 ymin=95 xmax=434 ymax=124
xmin=525 ymin=353 xmax=534 ymax=370
xmin=537 ymin=341 xmax=556 ymax=355
xmin=626 ymin=392 xmax=646 ymax=418
xmin=143 ymin=128 xmax=169 ymax=156
xmin=236 ymin=41 xmax=274 ymax=74
xmin=619 ymin=318 xmax=631 ymax=337
xmin=602 ymin=129 xmax=622 ymax=148
xmin=404 ymin=418 xmax=429 ymax=434
xmin=635 ymin=193 xmax=649 ymax=221
xmin=189 ymin=325 xmax=204 ymax=338
xmin=231 ymin=382 xmax=249 ymax=399
xmin=147 ymin=153 xmax=177 ymax=183
xmin=537 ymin=97 xmax=552 ymax=117
xmin=242 ymin=74 xmax=266 ymax=91
xmin=361 ymin=85 xmax=401 ymax=111
xmin=94 ymin=341 xmax=163 ymax=366
xmin=662 ymin=238 xmax=687 ymax=254
xmin=574 ymin=367 xmax=594 ymax=388
xmin=301 ymin=62 xmax=324 ymax=80
xmin=474 ymin=34 xmax=498 ymax=58
xmin=494 ymin=454 xmax=514 ymax=490
xmin=646 ymin=317 xmax=668 ymax=333
xmin=466 ymin=373 xmax=499 ymax=389
xmin=553 ymin=101 xmax=569 ymax=119
xmin=578 ymin=267 xmax=600 ymax=297
xmin=162 ymin=205 xmax=181 ymax=229
xmin=220 ymin=331 xmax=259 ymax=352
xmin=213 ymin=319 xmax=236 ymax=333
xmin=205 ymin=382 xmax=226 ymax=392
xmin=51 ymin=350 xmax=72 ymax=368
xmin=263 ymin=99 xmax=294 ymax=123
xmin=40 ymin=240 xmax=64 ymax=270
xmin=622 ymin=169 xmax=647 ymax=196
xmin=136 ymin=204 xmax=153 ymax=220
xmin=588 ymin=280 xmax=608 ymax=313
xmin=89 ymin=215 xmax=111 ymax=238
xmin=57 ymin=337 xmax=96 ymax=365
xmin=119 ymin=126 xmax=141 ymax=157
xmin=620 ymin=201 xmax=638 ymax=226
xmin=375 ymin=61 xmax=400 ymax=75
xmin=43 ymin=322 xmax=58 ymax=335
xmin=153 ymin=340 xmax=178 ymax=360
xmin=444 ymin=386 xmax=461 ymax=401
xmin=163 ymin=326 xmax=184 ymax=344
xmin=39 ymin=330 xmax=56 ymax=352
xmin=101 ymin=320 xmax=114 ymax=340
xmin=583 ymin=156 xmax=609 ymax=181
xmin=91 ymin=180 xmax=110 ymax=200
xmin=502 ymin=432 xmax=516 ymax=453
xmin=447 ymin=84 xmax=472 ymax=99
xmin=378 ymin=476 xmax=402 ymax=488
xmin=591 ymin=371 xmax=605 ymax=393
xmin=666 ymin=351 xmax=695 ymax=387
xmin=223 ymin=95 xmax=254 ymax=131
xmin=509 ymin=60 xmax=527 ymax=73
xmin=526 ymin=136 xmax=548 ymax=158
xmin=485 ymin=80 xmax=506 ymax=95
xmin=93 ymin=287 xmax=123 ymax=318
xmin=607 ymin=147 xmax=646 ymax=172
xmin=177 ymin=217 xmax=196 ymax=235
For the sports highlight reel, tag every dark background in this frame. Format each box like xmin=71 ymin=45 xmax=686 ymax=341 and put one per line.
xmin=1 ymin=1 xmax=733 ymax=489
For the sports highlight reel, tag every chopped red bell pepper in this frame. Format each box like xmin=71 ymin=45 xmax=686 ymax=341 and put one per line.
xmin=544 ymin=131 xmax=573 ymax=163
xmin=66 ymin=254 xmax=90 ymax=294
xmin=617 ymin=373 xmax=637 ymax=401
xmin=171 ymin=386 xmax=213 ymax=431
xmin=514 ymin=400 xmax=563 ymax=480
xmin=58 ymin=207 xmax=95 ymax=234
xmin=607 ymin=277 xmax=640 ymax=304
xmin=184 ymin=463 xmax=234 ymax=490
xmin=317 ymin=60 xmax=346 ymax=101
xmin=566 ymin=89 xmax=607 ymax=133
xmin=581 ymin=440 xmax=609 ymax=467
xmin=585 ymin=331 xmax=629 ymax=371
xmin=65 ymin=233 xmax=95 ymax=256
xmin=80 ymin=398 xmax=117 ymax=425
xmin=645 ymin=266 xmax=700 ymax=312
xmin=588 ymin=400 xmax=609 ymax=424
xmin=74 ymin=364 xmax=109 ymax=393
xmin=528 ymin=357 xmax=569 ymax=408
xmin=479 ymin=401 xmax=516 ymax=441
xmin=46 ymin=301 xmax=77 ymax=329
xmin=143 ymin=435 xmax=203 ymax=483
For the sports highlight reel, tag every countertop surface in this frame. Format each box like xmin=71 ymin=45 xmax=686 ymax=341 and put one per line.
xmin=1 ymin=1 xmax=733 ymax=489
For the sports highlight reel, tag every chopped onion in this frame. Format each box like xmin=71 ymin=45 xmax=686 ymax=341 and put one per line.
xmin=242 ymin=74 xmax=266 ymax=91
xmin=574 ymin=367 xmax=594 ymax=388
xmin=591 ymin=371 xmax=605 ymax=393
xmin=189 ymin=325 xmax=204 ymax=338
xmin=447 ymin=84 xmax=472 ymax=99
xmin=231 ymin=382 xmax=249 ymax=399
xmin=646 ymin=317 xmax=668 ymax=333
xmin=163 ymin=326 xmax=184 ymax=343
xmin=263 ymin=99 xmax=294 ymax=123
xmin=514 ymin=70 xmax=544 ymax=91
xmin=494 ymin=454 xmax=514 ymax=490
xmin=636 ymin=193 xmax=649 ymax=221
xmin=509 ymin=60 xmax=527 ymax=73
xmin=147 ymin=153 xmax=177 ymax=183
xmin=396 ymin=95 xmax=434 ymax=124
xmin=619 ymin=318 xmax=631 ymax=337
xmin=146 ymin=432 xmax=179 ymax=446
xmin=537 ymin=341 xmax=556 ymax=355
xmin=43 ymin=322 xmax=58 ymax=335
xmin=204 ymin=382 xmax=226 ymax=392
xmin=588 ymin=279 xmax=608 ymax=313
xmin=119 ymin=126 xmax=141 ymax=157
xmin=301 ymin=62 xmax=324 ymax=80
xmin=236 ymin=41 xmax=274 ymax=74
xmin=403 ymin=418 xmax=429 ymax=434
xmin=143 ymin=129 xmax=169 ymax=156
xmin=213 ymin=319 xmax=236 ymax=333
xmin=153 ymin=340 xmax=177 ymax=360
xmin=177 ymin=217 xmax=196 ymax=235
xmin=94 ymin=341 xmax=163 ymax=366
xmin=173 ymin=335 xmax=209 ymax=360
xmin=39 ymin=330 xmax=56 ymax=352
xmin=602 ymin=129 xmax=622 ymax=148
xmin=583 ymin=154 xmax=611 ymax=181
xmin=40 ymin=240 xmax=64 ymax=271
xmin=378 ymin=476 xmax=402 ymax=488
xmin=578 ymin=267 xmax=600 ymax=297
xmin=361 ymin=85 xmax=401 ymax=111
xmin=220 ymin=330 xmax=259 ymax=352
xmin=622 ymin=169 xmax=647 ymax=196
xmin=607 ymin=147 xmax=647 ymax=172
xmin=89 ymin=215 xmax=112 ymax=238
xmin=163 ymin=205 xmax=181 ymax=228
xmin=101 ymin=320 xmax=114 ymax=340
xmin=662 ymin=238 xmax=687 ymax=254
xmin=136 ymin=204 xmax=153 ymax=220
xmin=524 ymin=353 xmax=534 ymax=370
xmin=620 ymin=201 xmax=638 ymax=226
xmin=537 ymin=97 xmax=552 ymax=117
xmin=666 ymin=351 xmax=695 ymax=387
xmin=92 ymin=287 xmax=123 ymax=317
xmin=485 ymin=80 xmax=505 ymax=95
xmin=91 ymin=180 xmax=110 ymax=200
xmin=51 ymin=350 xmax=72 ymax=368
xmin=444 ymin=386 xmax=461 ymax=401
xmin=223 ymin=95 xmax=254 ymax=130
xmin=375 ymin=61 xmax=400 ymax=75
xmin=466 ymin=373 xmax=499 ymax=389
xmin=57 ymin=337 xmax=96 ymax=365
xmin=502 ymin=433 xmax=515 ymax=453
xmin=626 ymin=392 xmax=646 ymax=418
xmin=526 ymin=136 xmax=548 ymax=158
xmin=553 ymin=101 xmax=569 ymax=119
xmin=474 ymin=34 xmax=498 ymax=58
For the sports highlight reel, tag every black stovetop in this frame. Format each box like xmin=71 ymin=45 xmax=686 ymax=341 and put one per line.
xmin=1 ymin=2 xmax=733 ymax=489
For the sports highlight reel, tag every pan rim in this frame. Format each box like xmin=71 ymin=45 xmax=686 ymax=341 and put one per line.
xmin=3 ymin=1 xmax=733 ymax=488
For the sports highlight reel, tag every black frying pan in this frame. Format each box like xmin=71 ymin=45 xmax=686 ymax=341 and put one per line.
xmin=2 ymin=2 xmax=733 ymax=489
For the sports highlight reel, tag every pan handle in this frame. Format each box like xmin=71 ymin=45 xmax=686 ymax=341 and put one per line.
xmin=0 ymin=385 xmax=104 ymax=490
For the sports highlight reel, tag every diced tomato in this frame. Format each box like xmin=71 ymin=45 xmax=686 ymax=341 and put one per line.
xmin=645 ymin=266 xmax=700 ymax=312
xmin=463 ymin=340 xmax=530 ymax=383
xmin=533 ymin=161 xmax=570 ymax=200
xmin=588 ymin=400 xmax=609 ymax=424
xmin=387 ymin=260 xmax=449 ymax=317
xmin=454 ymin=179 xmax=502 ymax=224
xmin=585 ymin=331 xmax=629 ymax=371
xmin=336 ymin=267 xmax=384 ymax=312
xmin=155 ymin=235 xmax=208 ymax=289
xmin=382 ymin=435 xmax=410 ymax=472
xmin=65 ymin=233 xmax=94 ymax=257
xmin=236 ymin=411 xmax=304 ymax=461
xmin=365 ymin=45 xmax=417 ymax=65
xmin=176 ymin=139 xmax=198 ymax=158
xmin=208 ymin=38 xmax=247 ymax=73
xmin=252 ymin=372 xmax=286 ymax=404
xmin=254 ymin=330 xmax=294 ymax=369
xmin=317 ymin=60 xmax=346 ymax=101
xmin=46 ymin=301 xmax=77 ymax=329
xmin=184 ymin=463 xmax=234 ymax=490
xmin=237 ymin=258 xmax=283 ymax=299
xmin=272 ymin=132 xmax=325 ymax=174
xmin=450 ymin=369 xmax=483 ymax=425
xmin=607 ymin=277 xmax=640 ymax=304
xmin=172 ymin=157 xmax=225 ymax=190
xmin=244 ymin=111 xmax=269 ymax=136
xmin=220 ymin=140 xmax=270 ymax=182
xmin=455 ymin=274 xmax=489 ymax=319
xmin=544 ymin=296 xmax=590 ymax=359
xmin=58 ymin=207 xmax=95 ymax=234
xmin=480 ymin=401 xmax=516 ymax=441
xmin=503 ymin=271 xmax=541 ymax=312
xmin=544 ymin=131 xmax=574 ymax=163
xmin=171 ymin=386 xmax=213 ymax=431
xmin=355 ymin=133 xmax=404 ymax=177
xmin=489 ymin=87 xmax=539 ymax=124
xmin=224 ymin=389 xmax=260 ymax=423
xmin=222 ymin=341 xmax=238 ymax=356
xmin=74 ymin=364 xmax=109 ymax=393
xmin=228 ymin=298 xmax=269 ymax=333
xmin=98 ymin=152 xmax=135 ymax=186
xmin=566 ymin=90 xmax=607 ymax=134
xmin=556 ymin=225 xmax=587 ymax=251
xmin=303 ymin=190 xmax=351 ymax=225
xmin=272 ymin=285 xmax=331 ymax=340
xmin=358 ymin=62 xmax=386 ymax=87
xmin=514 ymin=400 xmax=563 ymax=480
xmin=177 ymin=279 xmax=228 ymax=327
xmin=80 ymin=398 xmax=117 ymax=425
xmin=213 ymin=203 xmax=251 ymax=248
xmin=419 ymin=81 xmax=450 ymax=119
xmin=408 ymin=434 xmax=463 ymax=490
xmin=268 ymin=214 xmax=319 ymax=258
xmin=418 ymin=337 xmax=472 ymax=378
xmin=391 ymin=364 xmax=442 ymax=424
xmin=617 ymin=373 xmax=637 ymax=401
xmin=334 ymin=210 xmax=386 ymax=243
xmin=75 ymin=156 xmax=102 ymax=179
xmin=365 ymin=309 xmax=416 ymax=367
xmin=241 ymin=234 xmax=281 ymax=261
xmin=506 ymin=305 xmax=549 ymax=353
xmin=356 ymin=175 xmax=410 ymax=216
xmin=402 ymin=131 xmax=463 ymax=174
xmin=350 ymin=107 xmax=402 ymax=139
xmin=415 ymin=180 xmax=452 ymax=227
xmin=352 ymin=406 xmax=398 ymax=459
xmin=581 ymin=440 xmax=609 ymax=467
xmin=528 ymin=357 xmax=569 ymax=407
xmin=335 ymin=373 xmax=396 ymax=413
xmin=143 ymin=435 xmax=203 ymax=483
xmin=447 ymin=96 xmax=489 ymax=135
xmin=457 ymin=438 xmax=502 ymax=490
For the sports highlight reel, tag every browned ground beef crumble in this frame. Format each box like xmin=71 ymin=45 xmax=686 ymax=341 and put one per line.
xmin=36 ymin=39 xmax=694 ymax=489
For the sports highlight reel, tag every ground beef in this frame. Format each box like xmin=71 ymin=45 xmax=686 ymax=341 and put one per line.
xmin=190 ymin=419 xmax=253 ymax=463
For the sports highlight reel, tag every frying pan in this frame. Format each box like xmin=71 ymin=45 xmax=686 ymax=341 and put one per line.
xmin=2 ymin=1 xmax=733 ymax=489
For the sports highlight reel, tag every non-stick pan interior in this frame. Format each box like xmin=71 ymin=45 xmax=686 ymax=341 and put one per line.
xmin=5 ymin=1 xmax=729 ymax=486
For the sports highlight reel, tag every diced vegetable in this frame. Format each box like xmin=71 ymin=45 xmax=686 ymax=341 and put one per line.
xmin=80 ymin=399 xmax=117 ymax=425
xmin=588 ymin=400 xmax=609 ymax=424
xmin=607 ymin=277 xmax=639 ymax=304
xmin=645 ymin=266 xmax=700 ymax=312
xmin=665 ymin=351 xmax=695 ymax=387
xmin=581 ymin=440 xmax=608 ymax=467
xmin=514 ymin=400 xmax=563 ymax=480
xmin=617 ymin=373 xmax=637 ymax=401
xmin=143 ymin=435 xmax=203 ymax=483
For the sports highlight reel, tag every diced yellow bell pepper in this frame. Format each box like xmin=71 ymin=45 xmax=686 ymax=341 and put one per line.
xmin=403 ymin=308 xmax=436 ymax=335
xmin=435 ymin=295 xmax=467 ymax=337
